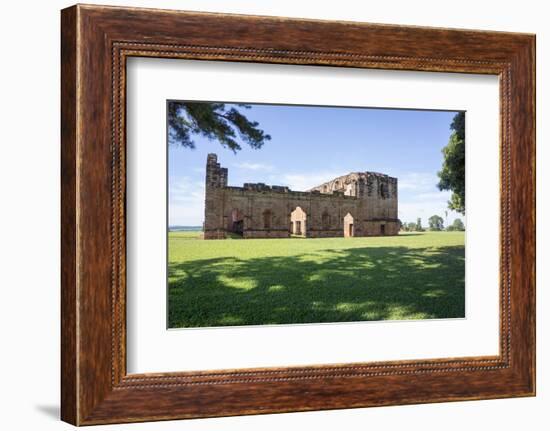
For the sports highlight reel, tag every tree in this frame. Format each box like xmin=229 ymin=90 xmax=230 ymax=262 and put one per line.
xmin=407 ymin=222 xmax=417 ymax=231
xmin=168 ymin=101 xmax=271 ymax=152
xmin=415 ymin=218 xmax=424 ymax=232
xmin=437 ymin=112 xmax=465 ymax=214
xmin=447 ymin=218 xmax=465 ymax=231
xmin=400 ymin=221 xmax=413 ymax=232
xmin=428 ymin=215 xmax=444 ymax=231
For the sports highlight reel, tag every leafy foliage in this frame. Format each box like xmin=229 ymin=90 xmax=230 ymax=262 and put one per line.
xmin=402 ymin=219 xmax=430 ymax=232
xmin=446 ymin=218 xmax=465 ymax=231
xmin=428 ymin=215 xmax=444 ymax=231
xmin=437 ymin=112 xmax=465 ymax=214
xmin=168 ymin=101 xmax=271 ymax=152
xmin=401 ymin=221 xmax=417 ymax=232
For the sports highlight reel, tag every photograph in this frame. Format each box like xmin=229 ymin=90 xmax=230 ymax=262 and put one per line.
xmin=167 ymin=101 xmax=466 ymax=328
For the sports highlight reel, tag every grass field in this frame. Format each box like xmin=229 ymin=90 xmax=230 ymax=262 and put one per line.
xmin=168 ymin=231 xmax=465 ymax=328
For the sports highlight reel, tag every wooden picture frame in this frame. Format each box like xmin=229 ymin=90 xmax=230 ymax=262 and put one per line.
xmin=61 ymin=4 xmax=535 ymax=425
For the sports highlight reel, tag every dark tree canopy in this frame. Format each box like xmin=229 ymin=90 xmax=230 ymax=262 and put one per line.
xmin=168 ymin=102 xmax=271 ymax=152
xmin=446 ymin=218 xmax=465 ymax=231
xmin=415 ymin=218 xmax=424 ymax=232
xmin=402 ymin=219 xmax=425 ymax=232
xmin=428 ymin=215 xmax=444 ymax=231
xmin=402 ymin=221 xmax=419 ymax=232
xmin=437 ymin=112 xmax=465 ymax=215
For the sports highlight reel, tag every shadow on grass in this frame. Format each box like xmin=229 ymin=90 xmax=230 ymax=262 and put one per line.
xmin=168 ymin=246 xmax=465 ymax=328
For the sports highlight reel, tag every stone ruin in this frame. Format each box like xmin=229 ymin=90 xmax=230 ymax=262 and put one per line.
xmin=203 ymin=153 xmax=399 ymax=239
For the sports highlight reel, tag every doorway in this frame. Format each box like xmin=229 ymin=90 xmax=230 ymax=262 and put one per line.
xmin=290 ymin=206 xmax=307 ymax=237
xmin=343 ymin=213 xmax=354 ymax=237
xmin=230 ymin=208 xmax=244 ymax=236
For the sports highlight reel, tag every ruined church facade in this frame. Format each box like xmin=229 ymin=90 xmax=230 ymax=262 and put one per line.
xmin=203 ymin=154 xmax=399 ymax=239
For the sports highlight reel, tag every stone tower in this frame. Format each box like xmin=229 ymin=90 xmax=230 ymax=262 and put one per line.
xmin=203 ymin=154 xmax=228 ymax=239
xmin=205 ymin=153 xmax=227 ymax=188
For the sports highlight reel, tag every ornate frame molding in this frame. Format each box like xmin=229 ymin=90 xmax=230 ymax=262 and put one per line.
xmin=61 ymin=5 xmax=535 ymax=425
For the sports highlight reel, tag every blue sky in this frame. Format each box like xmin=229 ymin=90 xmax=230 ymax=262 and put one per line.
xmin=168 ymin=102 xmax=463 ymax=227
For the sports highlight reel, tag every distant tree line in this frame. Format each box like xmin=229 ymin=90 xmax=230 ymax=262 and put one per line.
xmin=400 ymin=216 xmax=464 ymax=232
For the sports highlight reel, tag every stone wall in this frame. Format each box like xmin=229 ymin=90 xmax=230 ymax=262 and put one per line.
xmin=203 ymin=154 xmax=399 ymax=239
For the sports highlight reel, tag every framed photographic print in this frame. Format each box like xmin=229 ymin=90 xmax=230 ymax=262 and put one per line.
xmin=61 ymin=4 xmax=535 ymax=425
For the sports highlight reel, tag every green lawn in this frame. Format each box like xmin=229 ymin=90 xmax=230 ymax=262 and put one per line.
xmin=168 ymin=231 xmax=465 ymax=328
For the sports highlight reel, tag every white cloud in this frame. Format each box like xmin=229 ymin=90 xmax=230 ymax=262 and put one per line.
xmin=415 ymin=191 xmax=452 ymax=201
xmin=397 ymin=171 xmax=464 ymax=226
xmin=398 ymin=172 xmax=440 ymax=191
xmin=168 ymin=176 xmax=205 ymax=226
xmin=399 ymin=196 xmax=462 ymax=226
xmin=233 ymin=161 xmax=275 ymax=172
